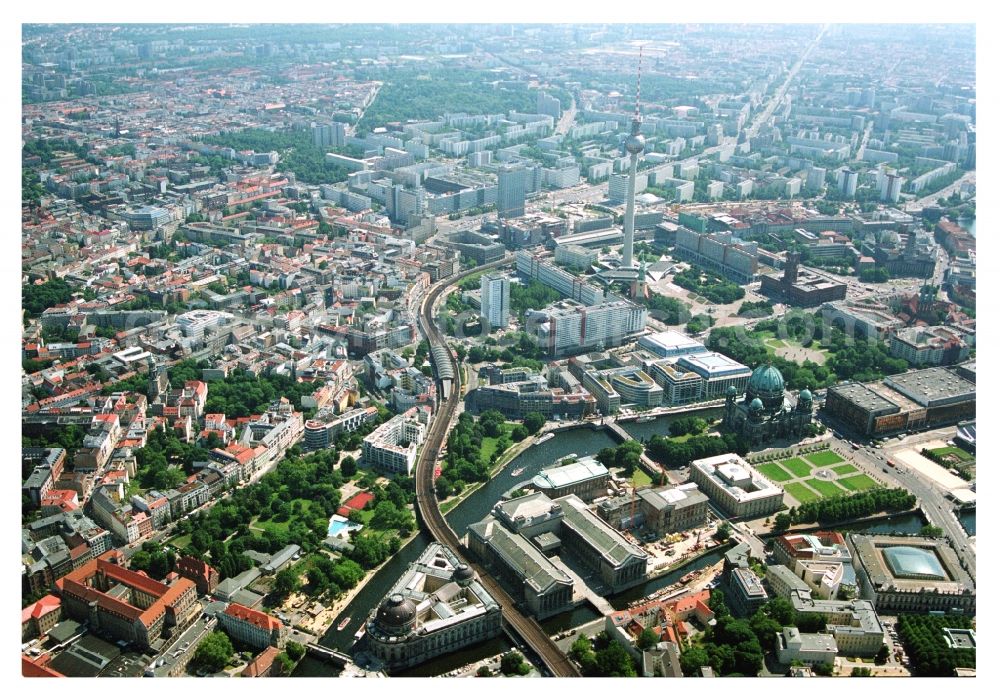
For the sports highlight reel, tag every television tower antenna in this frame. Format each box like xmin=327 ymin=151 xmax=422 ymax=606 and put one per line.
xmin=621 ymin=45 xmax=646 ymax=270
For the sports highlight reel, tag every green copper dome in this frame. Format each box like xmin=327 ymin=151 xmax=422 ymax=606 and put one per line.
xmin=748 ymin=364 xmax=785 ymax=395
xmin=749 ymin=397 xmax=764 ymax=411
xmin=727 ymin=385 xmax=738 ymax=397
xmin=798 ymin=389 xmax=813 ymax=401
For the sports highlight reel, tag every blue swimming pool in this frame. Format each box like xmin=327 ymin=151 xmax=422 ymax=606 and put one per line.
xmin=327 ymin=514 xmax=362 ymax=538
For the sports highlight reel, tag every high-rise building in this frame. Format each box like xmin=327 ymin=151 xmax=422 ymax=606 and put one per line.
xmin=480 ymin=273 xmax=510 ymax=329
xmin=880 ymin=172 xmax=903 ymax=203
xmin=531 ymin=299 xmax=647 ymax=357
xmin=497 ymin=164 xmax=526 ymax=219
xmin=806 ymin=167 xmax=827 ymax=191
xmin=836 ymin=168 xmax=858 ymax=197
xmin=537 ymin=91 xmax=562 ymax=119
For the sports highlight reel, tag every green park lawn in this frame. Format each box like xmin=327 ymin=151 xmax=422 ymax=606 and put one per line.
xmin=758 ymin=462 xmax=794 ymax=483
xmin=927 ymin=446 xmax=974 ymax=463
xmin=169 ymin=534 xmax=192 ymax=549
xmin=251 ymin=499 xmax=314 ymax=534
xmin=805 ymin=450 xmax=844 ymax=467
xmin=832 ymin=464 xmax=860 ymax=476
xmin=838 ymin=474 xmax=879 ymax=492
xmin=805 ymin=479 xmax=846 ymax=498
xmin=784 ymin=482 xmax=821 ymax=504
xmin=480 ymin=436 xmax=500 ymax=464
xmin=632 ymin=468 xmax=653 ymax=488
xmin=781 ymin=457 xmax=813 ymax=477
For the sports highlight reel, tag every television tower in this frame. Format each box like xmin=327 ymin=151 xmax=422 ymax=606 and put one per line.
xmin=621 ymin=46 xmax=646 ymax=270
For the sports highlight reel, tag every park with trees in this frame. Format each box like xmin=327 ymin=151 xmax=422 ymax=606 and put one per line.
xmin=435 ymin=409 xmax=513 ymax=500
xmin=897 ymin=613 xmax=976 ymax=676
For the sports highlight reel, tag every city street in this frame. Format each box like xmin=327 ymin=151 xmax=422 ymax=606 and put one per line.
xmin=821 ymin=427 xmax=975 ymax=577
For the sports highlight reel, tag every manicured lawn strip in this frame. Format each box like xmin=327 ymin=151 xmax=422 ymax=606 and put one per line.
xmin=169 ymin=534 xmax=191 ymax=549
xmin=838 ymin=474 xmax=879 ymax=491
xmin=832 ymin=464 xmax=860 ymax=476
xmin=781 ymin=457 xmax=813 ymax=477
xmin=785 ymin=482 xmax=821 ymax=503
xmin=805 ymin=450 xmax=844 ymax=467
xmin=758 ymin=462 xmax=794 ymax=482
xmin=806 ymin=478 xmax=846 ymax=498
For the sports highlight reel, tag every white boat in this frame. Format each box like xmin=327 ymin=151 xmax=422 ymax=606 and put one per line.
xmin=636 ymin=415 xmax=656 ymax=423
xmin=510 ymin=466 xmax=527 ymax=477
xmin=533 ymin=432 xmax=555 ymax=446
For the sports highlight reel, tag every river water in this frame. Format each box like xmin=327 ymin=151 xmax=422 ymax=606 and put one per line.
xmin=294 ymin=421 xmax=932 ymax=677
xmin=618 ymin=406 xmax=727 ymax=444
xmin=959 ymin=509 xmax=976 ymax=536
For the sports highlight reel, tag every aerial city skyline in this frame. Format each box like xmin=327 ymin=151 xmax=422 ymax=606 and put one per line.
xmin=19 ymin=23 xmax=976 ymax=680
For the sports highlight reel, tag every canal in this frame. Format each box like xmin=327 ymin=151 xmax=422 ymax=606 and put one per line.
xmin=294 ymin=422 xmax=934 ymax=676
xmin=295 ymin=426 xmax=618 ymax=676
xmin=959 ymin=509 xmax=976 ymax=536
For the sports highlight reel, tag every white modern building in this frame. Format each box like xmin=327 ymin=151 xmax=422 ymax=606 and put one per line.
xmin=531 ymin=299 xmax=647 ymax=357
xmin=361 ymin=408 xmax=427 ymax=475
xmin=776 ymin=627 xmax=838 ymax=666
xmin=175 ymin=310 xmax=233 ymax=339
xmin=480 ymin=273 xmax=510 ymax=329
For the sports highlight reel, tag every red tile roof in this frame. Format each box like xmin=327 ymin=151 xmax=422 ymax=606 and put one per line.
xmin=223 ymin=603 xmax=281 ymax=633
xmin=21 ymin=595 xmax=62 ymax=624
xmin=22 ymin=654 xmax=63 ymax=677
xmin=242 ymin=646 xmax=280 ymax=677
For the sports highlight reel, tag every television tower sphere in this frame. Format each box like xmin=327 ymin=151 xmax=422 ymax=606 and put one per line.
xmin=625 ymin=132 xmax=645 ymax=155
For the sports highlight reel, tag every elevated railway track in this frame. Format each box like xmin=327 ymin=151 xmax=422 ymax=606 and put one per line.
xmin=413 ymin=257 xmax=580 ymax=678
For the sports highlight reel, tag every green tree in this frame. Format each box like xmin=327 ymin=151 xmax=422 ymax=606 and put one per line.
xmin=273 ymin=568 xmax=298 ymax=598
xmin=500 ymin=651 xmax=530 ymax=676
xmin=340 ymin=456 xmax=357 ymax=477
xmin=594 ymin=640 xmax=637 ymax=677
xmin=774 ymin=513 xmax=792 ymax=532
xmin=273 ymin=651 xmax=295 ymax=676
xmin=813 ymin=662 xmax=834 ymax=676
xmin=476 ymin=665 xmax=493 ymax=677
xmin=523 ymin=411 xmax=546 ymax=435
xmin=714 ymin=522 xmax=732 ymax=541
xmin=286 ymin=641 xmax=305 ymax=661
xmin=679 ymin=644 xmax=710 ymax=676
xmin=192 ymin=631 xmax=234 ymax=672
xmin=637 ymin=627 xmax=659 ymax=650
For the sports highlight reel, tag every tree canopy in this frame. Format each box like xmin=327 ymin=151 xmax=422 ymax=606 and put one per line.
xmin=192 ymin=631 xmax=233 ymax=672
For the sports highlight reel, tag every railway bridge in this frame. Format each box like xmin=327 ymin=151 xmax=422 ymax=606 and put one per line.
xmin=413 ymin=258 xmax=580 ymax=678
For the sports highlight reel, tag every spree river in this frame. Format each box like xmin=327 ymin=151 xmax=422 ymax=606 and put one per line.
xmin=294 ymin=417 xmax=931 ymax=677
